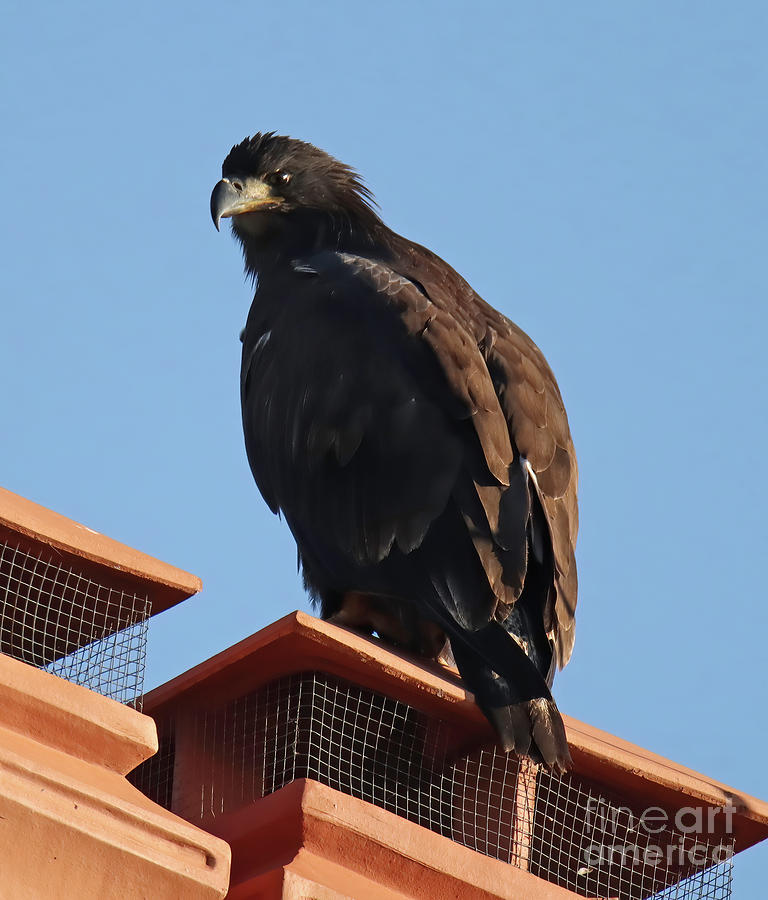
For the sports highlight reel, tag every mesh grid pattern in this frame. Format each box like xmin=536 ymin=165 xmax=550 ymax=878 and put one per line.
xmin=132 ymin=672 xmax=734 ymax=899
xmin=0 ymin=538 xmax=150 ymax=706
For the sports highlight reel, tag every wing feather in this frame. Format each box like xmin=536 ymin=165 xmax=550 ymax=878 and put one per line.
xmin=389 ymin=244 xmax=579 ymax=668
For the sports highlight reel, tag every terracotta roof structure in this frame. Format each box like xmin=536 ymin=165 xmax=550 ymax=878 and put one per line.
xmin=2 ymin=486 xmax=766 ymax=899
xmin=0 ymin=486 xmax=229 ymax=899
xmin=0 ymin=485 xmax=200 ymax=615
xmin=0 ymin=485 xmax=200 ymax=703
xmin=132 ymin=611 xmax=768 ymax=899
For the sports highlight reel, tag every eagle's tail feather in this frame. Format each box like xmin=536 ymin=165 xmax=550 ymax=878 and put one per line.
xmin=446 ymin=621 xmax=572 ymax=773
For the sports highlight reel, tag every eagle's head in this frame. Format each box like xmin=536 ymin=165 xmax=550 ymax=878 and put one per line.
xmin=211 ymin=133 xmax=381 ymax=272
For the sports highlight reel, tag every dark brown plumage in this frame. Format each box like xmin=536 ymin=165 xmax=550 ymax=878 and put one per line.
xmin=211 ymin=133 xmax=578 ymax=770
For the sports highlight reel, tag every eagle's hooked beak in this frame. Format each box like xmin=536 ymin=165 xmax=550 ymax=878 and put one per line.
xmin=210 ymin=177 xmax=284 ymax=231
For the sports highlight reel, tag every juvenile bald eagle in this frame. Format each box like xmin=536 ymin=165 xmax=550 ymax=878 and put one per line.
xmin=211 ymin=133 xmax=578 ymax=771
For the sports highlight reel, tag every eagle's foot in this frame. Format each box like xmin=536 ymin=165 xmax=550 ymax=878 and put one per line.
xmin=327 ymin=592 xmax=447 ymax=660
xmin=327 ymin=591 xmax=411 ymax=645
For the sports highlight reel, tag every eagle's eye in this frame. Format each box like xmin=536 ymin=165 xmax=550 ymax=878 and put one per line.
xmin=265 ymin=170 xmax=291 ymax=187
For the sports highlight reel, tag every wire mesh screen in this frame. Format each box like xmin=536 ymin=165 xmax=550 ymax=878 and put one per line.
xmin=131 ymin=671 xmax=734 ymax=899
xmin=0 ymin=537 xmax=150 ymax=706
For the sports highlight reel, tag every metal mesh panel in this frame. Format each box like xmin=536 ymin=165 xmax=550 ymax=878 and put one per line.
xmin=0 ymin=538 xmax=150 ymax=706
xmin=651 ymin=862 xmax=733 ymax=900
xmin=530 ymin=772 xmax=734 ymax=898
xmin=132 ymin=671 xmax=734 ymax=899
xmin=129 ymin=731 xmax=175 ymax=810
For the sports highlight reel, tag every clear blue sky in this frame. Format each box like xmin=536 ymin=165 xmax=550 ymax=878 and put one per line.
xmin=2 ymin=1 xmax=766 ymax=893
